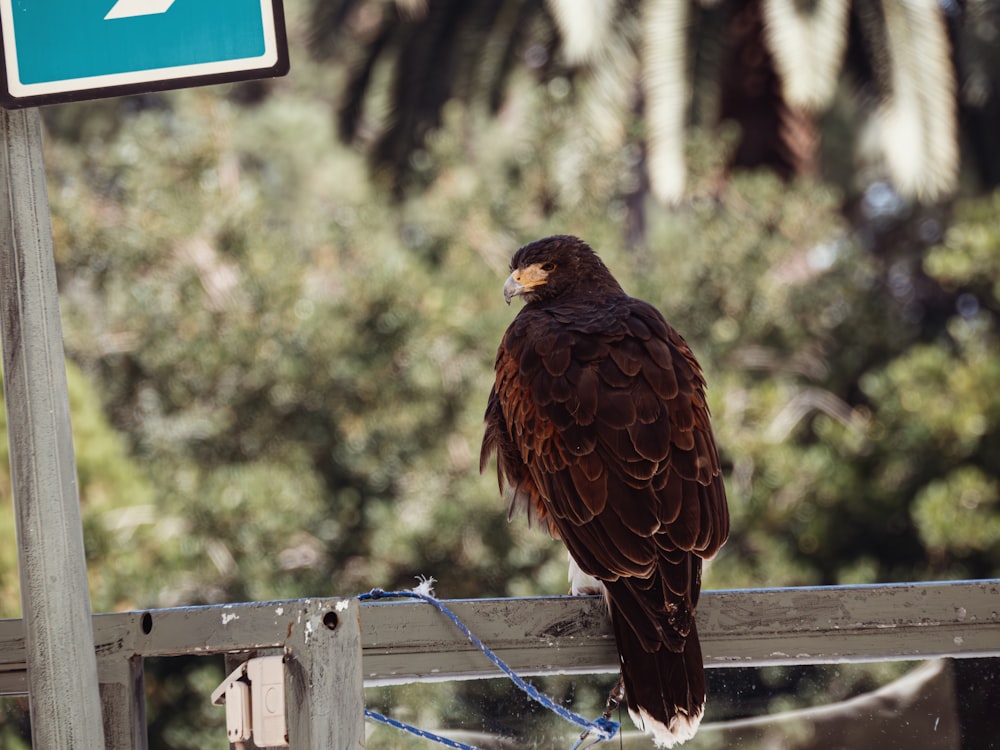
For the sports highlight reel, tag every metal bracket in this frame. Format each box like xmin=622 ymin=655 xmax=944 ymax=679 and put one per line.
xmin=212 ymin=655 xmax=288 ymax=747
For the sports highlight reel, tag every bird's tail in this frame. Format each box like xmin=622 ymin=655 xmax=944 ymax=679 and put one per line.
xmin=607 ymin=592 xmax=706 ymax=748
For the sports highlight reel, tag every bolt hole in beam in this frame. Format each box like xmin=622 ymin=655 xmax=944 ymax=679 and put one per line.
xmin=141 ymin=612 xmax=153 ymax=635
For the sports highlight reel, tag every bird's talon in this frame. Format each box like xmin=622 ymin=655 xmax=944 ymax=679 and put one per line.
xmin=604 ymin=677 xmax=626 ymax=718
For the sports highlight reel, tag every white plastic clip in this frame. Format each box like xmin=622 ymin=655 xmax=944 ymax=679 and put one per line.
xmin=211 ymin=655 xmax=288 ymax=747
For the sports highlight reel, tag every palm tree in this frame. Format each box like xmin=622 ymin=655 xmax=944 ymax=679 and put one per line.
xmin=307 ymin=0 xmax=994 ymax=208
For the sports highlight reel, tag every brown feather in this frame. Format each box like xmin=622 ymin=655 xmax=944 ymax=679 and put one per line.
xmin=599 ymin=356 xmax=634 ymax=388
xmin=627 ymin=420 xmax=672 ymax=462
xmin=656 ymin=471 xmax=686 ymax=525
xmin=569 ymin=454 xmax=607 ymax=516
xmin=596 ymin=389 xmax=638 ymax=429
xmin=542 ymin=343 xmax=572 ymax=376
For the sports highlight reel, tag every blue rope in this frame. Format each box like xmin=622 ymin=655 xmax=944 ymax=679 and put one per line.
xmin=364 ymin=709 xmax=481 ymax=750
xmin=359 ymin=587 xmax=619 ymax=749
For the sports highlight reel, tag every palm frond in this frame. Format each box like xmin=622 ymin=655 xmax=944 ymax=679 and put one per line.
xmin=337 ymin=20 xmax=396 ymax=143
xmin=306 ymin=0 xmax=358 ymax=57
xmin=546 ymin=0 xmax=616 ymax=64
xmin=642 ymin=0 xmax=690 ymax=204
xmin=558 ymin=3 xmax=642 ymax=148
xmin=877 ymin=0 xmax=958 ymax=201
xmin=717 ymin=0 xmax=803 ymax=179
xmin=761 ymin=0 xmax=851 ymax=110
xmin=314 ymin=0 xmax=554 ymax=197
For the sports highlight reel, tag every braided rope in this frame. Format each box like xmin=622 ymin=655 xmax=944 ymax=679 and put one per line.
xmin=359 ymin=585 xmax=619 ymax=749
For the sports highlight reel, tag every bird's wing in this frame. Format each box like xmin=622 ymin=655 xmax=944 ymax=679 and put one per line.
xmin=483 ymin=298 xmax=728 ymax=629
xmin=481 ymin=314 xmax=562 ymax=537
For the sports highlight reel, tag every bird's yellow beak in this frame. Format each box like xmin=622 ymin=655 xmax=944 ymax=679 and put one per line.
xmin=503 ymin=264 xmax=549 ymax=304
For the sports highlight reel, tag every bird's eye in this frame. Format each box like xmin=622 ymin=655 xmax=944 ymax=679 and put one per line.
xmin=541 ymin=262 xmax=556 ymax=272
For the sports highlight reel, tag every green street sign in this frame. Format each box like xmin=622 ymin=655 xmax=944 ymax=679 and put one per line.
xmin=0 ymin=0 xmax=288 ymax=107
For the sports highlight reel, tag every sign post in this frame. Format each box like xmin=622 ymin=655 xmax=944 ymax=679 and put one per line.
xmin=0 ymin=3 xmax=289 ymax=747
xmin=0 ymin=106 xmax=107 ymax=750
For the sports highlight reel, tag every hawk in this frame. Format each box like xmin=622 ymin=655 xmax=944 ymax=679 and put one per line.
xmin=481 ymin=235 xmax=729 ymax=747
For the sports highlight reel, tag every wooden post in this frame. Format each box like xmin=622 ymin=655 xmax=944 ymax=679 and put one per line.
xmin=285 ymin=598 xmax=365 ymax=749
xmin=0 ymin=107 xmax=106 ymax=748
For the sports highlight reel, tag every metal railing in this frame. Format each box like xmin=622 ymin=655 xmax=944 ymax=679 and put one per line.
xmin=1 ymin=579 xmax=998 ymax=748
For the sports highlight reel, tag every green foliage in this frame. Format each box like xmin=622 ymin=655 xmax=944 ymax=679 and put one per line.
xmin=913 ymin=466 xmax=1000 ymax=558
xmin=17 ymin=67 xmax=504 ymax=616
xmin=0 ymin=362 xmax=157 ymax=617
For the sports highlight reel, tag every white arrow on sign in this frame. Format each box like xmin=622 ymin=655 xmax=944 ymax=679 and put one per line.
xmin=105 ymin=0 xmax=177 ymax=20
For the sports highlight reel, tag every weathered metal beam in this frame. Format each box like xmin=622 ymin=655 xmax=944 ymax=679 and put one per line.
xmin=358 ymin=594 xmax=616 ymax=683
xmin=0 ymin=580 xmax=997 ymax=694
xmin=358 ymin=579 xmax=1000 ymax=683
xmin=700 ymin=581 xmax=1000 ymax=668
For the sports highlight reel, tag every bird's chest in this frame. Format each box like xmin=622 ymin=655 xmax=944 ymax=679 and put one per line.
xmin=498 ymin=316 xmax=615 ymax=471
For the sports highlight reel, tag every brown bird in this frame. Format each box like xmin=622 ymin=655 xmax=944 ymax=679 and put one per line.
xmin=481 ymin=235 xmax=729 ymax=747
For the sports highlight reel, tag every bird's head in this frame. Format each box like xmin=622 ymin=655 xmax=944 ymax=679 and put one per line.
xmin=503 ymin=235 xmax=623 ymax=305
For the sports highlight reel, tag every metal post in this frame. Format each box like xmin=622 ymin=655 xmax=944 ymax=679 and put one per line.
xmin=0 ymin=107 xmax=106 ymax=748
xmin=98 ymin=655 xmax=147 ymax=750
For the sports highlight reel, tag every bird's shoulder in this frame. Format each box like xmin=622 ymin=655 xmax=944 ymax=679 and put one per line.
xmin=498 ymin=293 xmax=691 ymax=381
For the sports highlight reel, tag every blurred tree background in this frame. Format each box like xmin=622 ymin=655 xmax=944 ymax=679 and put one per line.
xmin=2 ymin=0 xmax=1000 ymax=747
